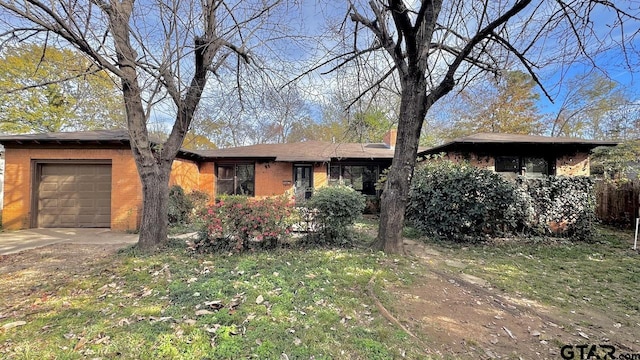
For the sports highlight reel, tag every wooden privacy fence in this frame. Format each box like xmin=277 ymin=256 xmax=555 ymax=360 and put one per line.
xmin=595 ymin=180 xmax=640 ymax=227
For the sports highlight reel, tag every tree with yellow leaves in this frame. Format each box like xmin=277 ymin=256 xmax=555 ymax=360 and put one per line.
xmin=0 ymin=44 xmax=125 ymax=133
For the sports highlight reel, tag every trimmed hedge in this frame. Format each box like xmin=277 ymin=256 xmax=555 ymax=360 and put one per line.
xmin=407 ymin=160 xmax=595 ymax=242
xmin=407 ymin=161 xmax=526 ymax=242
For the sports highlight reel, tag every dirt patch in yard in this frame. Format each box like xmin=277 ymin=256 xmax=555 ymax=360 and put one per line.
xmin=389 ymin=239 xmax=640 ymax=359
xmin=0 ymin=243 xmax=129 ymax=320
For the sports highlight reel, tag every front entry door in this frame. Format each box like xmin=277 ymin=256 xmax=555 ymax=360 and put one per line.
xmin=294 ymin=165 xmax=313 ymax=201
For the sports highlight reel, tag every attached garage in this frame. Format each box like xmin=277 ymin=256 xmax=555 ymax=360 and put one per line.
xmin=34 ymin=162 xmax=112 ymax=228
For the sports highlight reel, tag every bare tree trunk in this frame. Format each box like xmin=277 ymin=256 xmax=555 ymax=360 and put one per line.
xmin=137 ymin=168 xmax=170 ymax=250
xmin=373 ymin=75 xmax=428 ymax=254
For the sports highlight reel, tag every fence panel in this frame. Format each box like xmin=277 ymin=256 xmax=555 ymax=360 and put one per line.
xmin=595 ymin=180 xmax=640 ymax=227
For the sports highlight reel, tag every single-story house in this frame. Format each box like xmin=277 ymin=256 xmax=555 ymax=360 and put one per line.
xmin=0 ymin=130 xmax=615 ymax=231
xmin=417 ymin=133 xmax=617 ymax=179
xmin=0 ymin=130 xmax=397 ymax=231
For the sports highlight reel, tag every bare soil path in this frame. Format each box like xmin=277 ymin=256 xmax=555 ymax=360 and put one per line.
xmin=395 ymin=239 xmax=640 ymax=359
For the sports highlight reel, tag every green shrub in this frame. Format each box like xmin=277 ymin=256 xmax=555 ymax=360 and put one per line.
xmin=407 ymin=161 xmax=526 ymax=242
xmin=306 ymin=185 xmax=367 ymax=245
xmin=168 ymin=185 xmax=192 ymax=226
xmin=198 ymin=196 xmax=294 ymax=253
xmin=168 ymin=186 xmax=211 ymax=229
xmin=187 ymin=189 xmax=210 ymax=224
xmin=407 ymin=160 xmax=596 ymax=242
xmin=517 ymin=176 xmax=595 ymax=240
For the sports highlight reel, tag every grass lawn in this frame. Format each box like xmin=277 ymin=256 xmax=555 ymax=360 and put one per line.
xmin=0 ymin=238 xmax=429 ymax=359
xmin=2 ymin=222 xmax=638 ymax=359
xmin=428 ymin=226 xmax=640 ymax=327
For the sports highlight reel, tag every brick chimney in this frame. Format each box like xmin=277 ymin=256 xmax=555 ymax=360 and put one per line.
xmin=383 ymin=129 xmax=397 ymax=149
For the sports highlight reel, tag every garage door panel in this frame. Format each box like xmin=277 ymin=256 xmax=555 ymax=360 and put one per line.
xmin=40 ymin=199 xmax=58 ymax=208
xmin=96 ymin=183 xmax=111 ymax=190
xmin=39 ymin=214 xmax=59 ymax=225
xmin=95 ymin=207 xmax=110 ymax=215
xmin=77 ymin=214 xmax=110 ymax=223
xmin=77 ymin=183 xmax=95 ymax=192
xmin=96 ymin=198 xmax=111 ymax=207
xmin=37 ymin=164 xmax=112 ymax=228
xmin=59 ymin=199 xmax=78 ymax=208
xmin=78 ymin=191 xmax=104 ymax=199
xmin=78 ymin=199 xmax=95 ymax=207
xmin=42 ymin=166 xmax=70 ymax=176
xmin=59 ymin=215 xmax=79 ymax=224
xmin=39 ymin=183 xmax=59 ymax=192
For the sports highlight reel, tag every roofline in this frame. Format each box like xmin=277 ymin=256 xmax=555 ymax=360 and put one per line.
xmin=418 ymin=135 xmax=619 ymax=156
xmin=0 ymin=133 xmax=206 ymax=162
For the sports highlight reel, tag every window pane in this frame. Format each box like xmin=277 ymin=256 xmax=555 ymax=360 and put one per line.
xmin=524 ymin=157 xmax=548 ymax=178
xmin=217 ymin=179 xmax=235 ymax=195
xmin=495 ymin=156 xmax=519 ymax=173
xmin=361 ymin=165 xmax=377 ymax=195
xmin=236 ymin=164 xmax=254 ymax=196
xmin=329 ymin=165 xmax=340 ymax=185
xmin=217 ymin=166 xmax=234 ymax=180
xmin=343 ymin=166 xmax=364 ymax=190
xmin=216 ymin=164 xmax=254 ymax=196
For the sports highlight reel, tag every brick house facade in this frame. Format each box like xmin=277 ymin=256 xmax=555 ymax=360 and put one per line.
xmin=418 ymin=133 xmax=614 ymax=178
xmin=0 ymin=130 xmax=615 ymax=231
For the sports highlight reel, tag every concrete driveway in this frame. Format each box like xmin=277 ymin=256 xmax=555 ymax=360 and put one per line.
xmin=0 ymin=228 xmax=139 ymax=255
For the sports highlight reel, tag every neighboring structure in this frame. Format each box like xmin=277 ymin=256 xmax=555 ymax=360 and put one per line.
xmin=418 ymin=133 xmax=617 ymax=179
xmin=0 ymin=130 xmax=615 ymax=231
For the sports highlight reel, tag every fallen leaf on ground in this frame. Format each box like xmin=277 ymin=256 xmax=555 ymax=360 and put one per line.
xmin=206 ymin=324 xmax=221 ymax=333
xmin=73 ymin=337 xmax=87 ymax=351
xmin=195 ymin=309 xmax=214 ymax=316
xmin=1 ymin=320 xmax=26 ymax=330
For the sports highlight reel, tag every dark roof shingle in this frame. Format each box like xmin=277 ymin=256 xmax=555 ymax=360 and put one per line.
xmin=419 ymin=132 xmax=618 ymax=156
xmin=197 ymin=141 xmax=395 ymax=161
xmin=0 ymin=129 xmax=130 ymax=143
xmin=0 ymin=130 xmax=397 ymax=162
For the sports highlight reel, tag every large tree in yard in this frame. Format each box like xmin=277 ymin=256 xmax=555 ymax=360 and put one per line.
xmin=0 ymin=0 xmax=282 ymax=250
xmin=338 ymin=1 xmax=639 ymax=253
xmin=0 ymin=43 xmax=125 ymax=133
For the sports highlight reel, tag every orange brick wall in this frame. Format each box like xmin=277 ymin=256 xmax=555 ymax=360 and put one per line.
xmin=2 ymin=147 xmax=142 ymax=231
xmin=313 ymin=163 xmax=328 ymax=189
xmin=198 ymin=162 xmax=215 ymax=201
xmin=255 ymin=161 xmax=294 ymax=197
xmin=169 ymin=159 xmax=200 ymax=193
xmin=205 ymin=161 xmax=330 ymax=199
xmin=556 ymin=152 xmax=590 ymax=176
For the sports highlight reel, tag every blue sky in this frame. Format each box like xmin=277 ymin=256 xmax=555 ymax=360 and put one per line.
xmin=281 ymin=1 xmax=640 ymax=124
xmin=1 ymin=0 xmax=638 ymax=139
